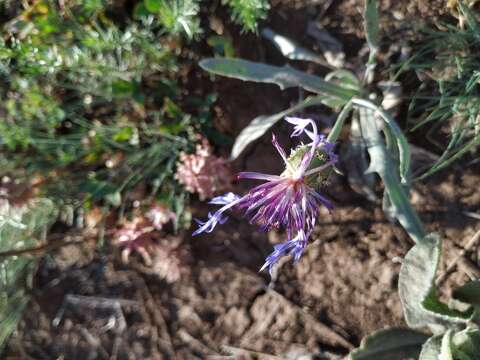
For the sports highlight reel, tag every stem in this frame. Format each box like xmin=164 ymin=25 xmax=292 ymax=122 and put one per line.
xmin=326 ymin=100 xmax=353 ymax=144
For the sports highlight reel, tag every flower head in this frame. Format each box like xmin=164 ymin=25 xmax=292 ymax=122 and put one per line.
xmin=193 ymin=117 xmax=337 ymax=274
xmin=175 ymin=138 xmax=232 ymax=200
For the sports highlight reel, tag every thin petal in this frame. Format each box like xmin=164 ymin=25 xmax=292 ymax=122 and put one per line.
xmin=209 ymin=192 xmax=241 ymax=205
xmin=271 ymin=133 xmax=289 ymax=165
xmin=237 ymin=172 xmax=282 ymax=181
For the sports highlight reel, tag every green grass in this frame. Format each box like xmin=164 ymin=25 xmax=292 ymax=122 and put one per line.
xmin=396 ymin=3 xmax=480 ymax=179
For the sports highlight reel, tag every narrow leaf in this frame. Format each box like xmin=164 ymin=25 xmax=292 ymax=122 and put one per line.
xmin=420 ymin=335 xmax=443 ymax=360
xmin=348 ymin=328 xmax=428 ymax=360
xmin=199 ymin=57 xmax=357 ymax=100
xmin=440 ymin=330 xmax=454 ymax=360
xmin=358 ymin=106 xmax=425 ymax=242
xmin=352 ymin=98 xmax=410 ymax=184
xmin=363 ymin=0 xmax=380 ymax=53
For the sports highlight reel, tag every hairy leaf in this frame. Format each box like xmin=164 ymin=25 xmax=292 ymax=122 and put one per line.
xmin=452 ymin=328 xmax=480 ymax=359
xmin=363 ymin=0 xmax=379 ymax=54
xmin=399 ymin=234 xmax=472 ymax=331
xmin=419 ymin=335 xmax=443 ymax=360
xmin=358 ymin=106 xmax=424 ymax=242
xmin=199 ymin=58 xmax=357 ymax=101
xmin=348 ymin=328 xmax=428 ymax=360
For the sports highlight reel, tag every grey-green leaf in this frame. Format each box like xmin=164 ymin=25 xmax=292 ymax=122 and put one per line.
xmin=358 ymin=105 xmax=425 ymax=242
xmin=399 ymin=234 xmax=472 ymax=330
xmin=453 ymin=280 xmax=480 ymax=306
xmin=199 ymin=57 xmax=357 ymax=100
xmin=419 ymin=335 xmax=443 ymax=360
xmin=325 ymin=69 xmax=361 ymax=92
xmin=363 ymin=0 xmax=380 ymax=53
xmin=452 ymin=328 xmax=480 ymax=359
xmin=348 ymin=328 xmax=428 ymax=360
xmin=352 ymin=98 xmax=411 ymax=184
xmin=230 ymin=96 xmax=326 ymax=159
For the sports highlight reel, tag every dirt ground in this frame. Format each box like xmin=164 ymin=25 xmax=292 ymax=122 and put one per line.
xmin=5 ymin=1 xmax=480 ymax=359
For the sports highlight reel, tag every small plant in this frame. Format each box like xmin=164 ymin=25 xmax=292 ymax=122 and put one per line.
xmin=198 ymin=0 xmax=480 ymax=358
xmin=138 ymin=0 xmax=268 ymax=35
xmin=397 ymin=1 xmax=480 ymax=179
xmin=194 ymin=117 xmax=337 ymax=272
xmin=0 ymin=1 xmax=219 ymax=217
xmin=223 ymin=0 xmax=269 ymax=32
xmin=0 ymin=198 xmax=57 ymax=351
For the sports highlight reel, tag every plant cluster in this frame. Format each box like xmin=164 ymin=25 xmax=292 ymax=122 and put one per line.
xmin=0 ymin=0 xmax=268 ymax=351
xmin=398 ymin=1 xmax=480 ymax=180
xmin=197 ymin=0 xmax=480 ymax=358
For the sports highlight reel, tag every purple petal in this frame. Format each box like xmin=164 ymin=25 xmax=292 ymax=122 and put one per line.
xmin=209 ymin=192 xmax=241 ymax=205
xmin=238 ymin=172 xmax=282 ymax=181
xmin=259 ymin=231 xmax=308 ymax=275
xmin=193 ymin=197 xmax=241 ymax=235
xmin=271 ymin=133 xmax=289 ymax=165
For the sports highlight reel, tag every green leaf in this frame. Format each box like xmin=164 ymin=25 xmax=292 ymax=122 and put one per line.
xmin=325 ymin=69 xmax=361 ymax=92
xmin=112 ymin=79 xmax=136 ymax=97
xmin=230 ymin=95 xmax=327 ymax=159
xmin=144 ymin=0 xmax=161 ymax=13
xmin=133 ymin=3 xmax=150 ymax=18
xmin=352 ymin=99 xmax=410 ymax=184
xmin=79 ymin=179 xmax=119 ymax=201
xmin=113 ymin=127 xmax=134 ymax=142
xmin=420 ymin=335 xmax=443 ymax=360
xmin=0 ymin=199 xmax=57 ymax=351
xmin=399 ymin=234 xmax=472 ymax=330
xmin=453 ymin=280 xmax=480 ymax=306
xmin=223 ymin=0 xmax=268 ymax=32
xmin=348 ymin=328 xmax=428 ymax=360
xmin=440 ymin=330 xmax=454 ymax=360
xmin=363 ymin=0 xmax=380 ymax=53
xmin=199 ymin=58 xmax=358 ymax=101
xmin=357 ymin=105 xmax=425 ymax=242
xmin=452 ymin=328 xmax=480 ymax=359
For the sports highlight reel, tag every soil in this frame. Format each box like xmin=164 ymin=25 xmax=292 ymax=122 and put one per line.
xmin=4 ymin=1 xmax=480 ymax=359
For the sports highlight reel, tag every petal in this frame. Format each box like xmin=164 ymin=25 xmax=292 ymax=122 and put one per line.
xmin=193 ymin=197 xmax=242 ymax=235
xmin=209 ymin=192 xmax=241 ymax=205
xmin=271 ymin=133 xmax=289 ymax=165
xmin=237 ymin=172 xmax=282 ymax=181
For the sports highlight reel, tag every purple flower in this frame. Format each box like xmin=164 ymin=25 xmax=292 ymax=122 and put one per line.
xmin=193 ymin=117 xmax=337 ymax=274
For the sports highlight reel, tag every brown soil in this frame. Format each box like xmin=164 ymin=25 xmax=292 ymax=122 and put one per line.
xmin=4 ymin=1 xmax=480 ymax=359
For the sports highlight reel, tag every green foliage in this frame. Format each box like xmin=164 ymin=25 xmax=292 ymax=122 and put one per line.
xmin=0 ymin=199 xmax=57 ymax=351
xmin=398 ymin=2 xmax=480 ymax=180
xmin=200 ymin=57 xmax=358 ymax=158
xmin=142 ymin=0 xmax=201 ymax=39
xmin=0 ymin=0 xmax=218 ymax=215
xmin=348 ymin=328 xmax=428 ymax=360
xmin=223 ymin=0 xmax=269 ymax=32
